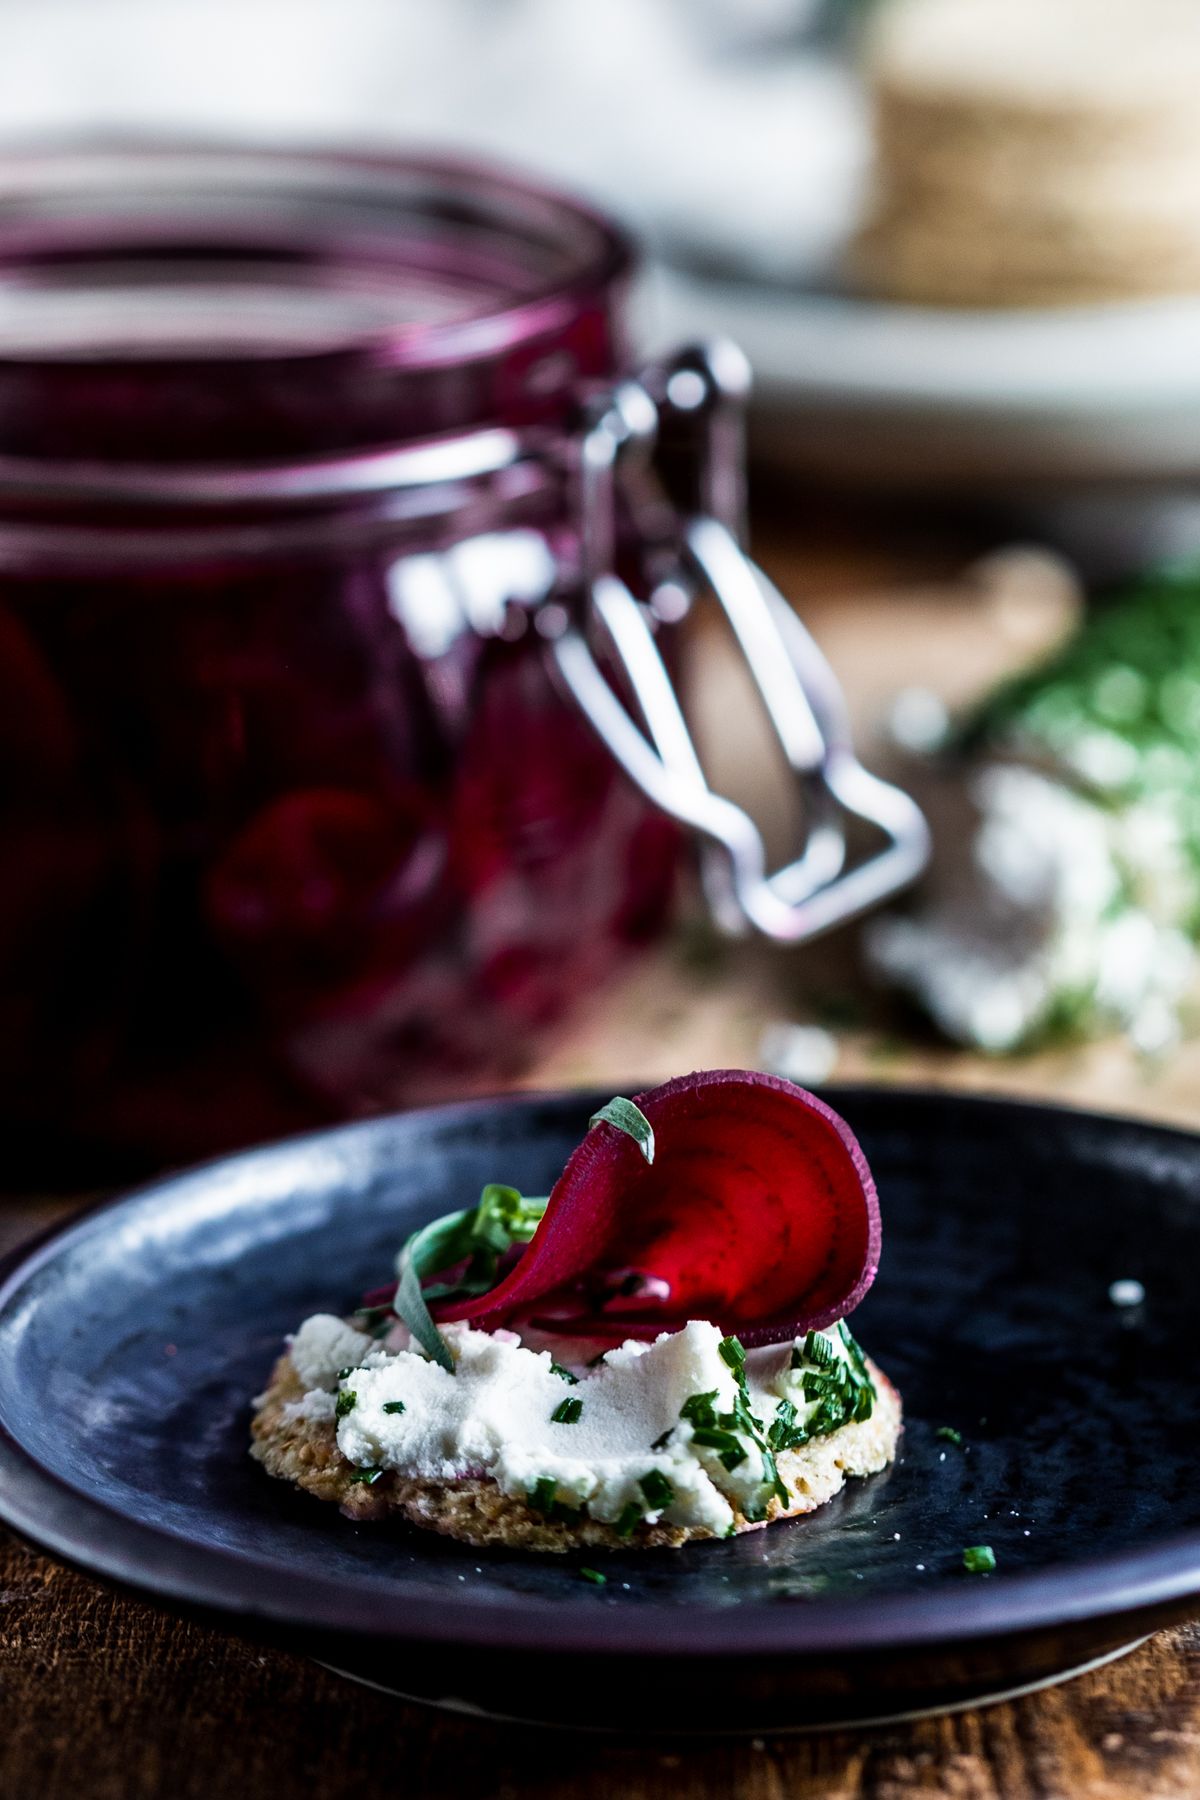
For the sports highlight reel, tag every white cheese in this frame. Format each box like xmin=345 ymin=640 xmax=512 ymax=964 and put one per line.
xmin=297 ymin=1314 xmax=869 ymax=1534
xmin=281 ymin=1389 xmax=339 ymax=1425
xmin=288 ymin=1313 xmax=375 ymax=1391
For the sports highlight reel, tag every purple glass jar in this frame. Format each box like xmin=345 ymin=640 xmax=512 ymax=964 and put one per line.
xmin=0 ymin=148 xmax=928 ymax=1172
xmin=0 ymin=148 xmax=693 ymax=1167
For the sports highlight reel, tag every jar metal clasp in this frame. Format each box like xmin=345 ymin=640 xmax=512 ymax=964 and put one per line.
xmin=549 ymin=340 xmax=931 ymax=944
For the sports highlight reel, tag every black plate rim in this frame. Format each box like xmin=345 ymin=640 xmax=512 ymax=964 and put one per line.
xmin=2 ymin=1083 xmax=1199 ymax=1660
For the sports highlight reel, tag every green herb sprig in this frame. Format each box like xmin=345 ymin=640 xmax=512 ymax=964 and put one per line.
xmin=393 ymin=1181 xmax=549 ymax=1372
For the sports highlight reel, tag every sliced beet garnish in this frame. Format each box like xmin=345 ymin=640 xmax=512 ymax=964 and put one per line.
xmin=437 ymin=1069 xmax=880 ymax=1346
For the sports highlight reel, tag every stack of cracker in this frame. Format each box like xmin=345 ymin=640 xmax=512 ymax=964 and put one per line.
xmin=851 ymin=0 xmax=1200 ymax=307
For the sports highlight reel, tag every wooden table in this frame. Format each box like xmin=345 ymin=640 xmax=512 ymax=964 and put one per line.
xmin=4 ymin=502 xmax=1199 ymax=1799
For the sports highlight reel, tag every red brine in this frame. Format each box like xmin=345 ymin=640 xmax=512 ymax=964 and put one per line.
xmin=0 ymin=150 xmax=681 ymax=1170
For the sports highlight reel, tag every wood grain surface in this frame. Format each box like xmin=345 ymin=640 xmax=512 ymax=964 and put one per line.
xmin=3 ymin=504 xmax=1198 ymax=1798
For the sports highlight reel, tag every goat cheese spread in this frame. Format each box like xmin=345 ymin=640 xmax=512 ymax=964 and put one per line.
xmin=282 ymin=1313 xmax=876 ymax=1536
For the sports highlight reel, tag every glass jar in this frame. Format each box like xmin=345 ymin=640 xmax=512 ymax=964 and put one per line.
xmin=0 ymin=148 xmax=926 ymax=1173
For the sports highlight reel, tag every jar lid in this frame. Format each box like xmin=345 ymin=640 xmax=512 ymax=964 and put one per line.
xmin=0 ymin=146 xmax=633 ymax=461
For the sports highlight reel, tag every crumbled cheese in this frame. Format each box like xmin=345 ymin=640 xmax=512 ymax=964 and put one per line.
xmin=288 ymin=1314 xmax=375 ymax=1391
xmin=281 ymin=1389 xmax=338 ymax=1425
xmin=867 ymin=763 xmax=1197 ymax=1052
xmin=288 ymin=1315 xmax=869 ymax=1535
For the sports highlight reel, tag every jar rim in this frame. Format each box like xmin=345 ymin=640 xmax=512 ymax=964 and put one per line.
xmin=0 ymin=142 xmax=635 ymax=480
xmin=0 ymin=142 xmax=634 ymax=371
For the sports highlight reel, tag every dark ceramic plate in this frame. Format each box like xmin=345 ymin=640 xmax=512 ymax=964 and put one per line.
xmin=1 ymin=1086 xmax=1198 ymax=1732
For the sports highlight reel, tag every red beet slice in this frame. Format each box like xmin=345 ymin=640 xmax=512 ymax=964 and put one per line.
xmin=438 ymin=1069 xmax=880 ymax=1345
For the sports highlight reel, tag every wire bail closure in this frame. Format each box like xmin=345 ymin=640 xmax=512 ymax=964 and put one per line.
xmin=550 ymin=340 xmax=931 ymax=945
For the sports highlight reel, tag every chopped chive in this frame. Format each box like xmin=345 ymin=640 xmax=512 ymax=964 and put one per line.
xmin=614 ymin=1501 xmax=643 ymax=1539
xmin=650 ymin=1428 xmax=673 ymax=1451
xmin=837 ymin=1320 xmax=871 ymax=1378
xmin=769 ymin=1400 xmax=808 ymax=1452
xmin=335 ymin=1389 xmax=357 ymax=1419
xmin=963 ymin=1545 xmax=996 ymax=1574
xmin=579 ymin=1566 xmax=607 ymax=1585
xmin=760 ymin=1448 xmax=789 ymax=1506
xmin=718 ymin=1335 xmax=746 ymax=1374
xmin=803 ymin=1329 xmax=835 ymax=1367
xmin=790 ymin=1345 xmax=804 ymax=1369
xmin=588 ymin=1096 xmax=655 ymax=1164
xmin=639 ymin=1469 xmax=675 ymax=1511
xmin=802 ymin=1370 xmax=840 ymax=1400
xmin=529 ymin=1476 xmax=558 ymax=1514
xmin=552 ymin=1396 xmax=583 ymax=1425
xmin=382 ymin=1400 xmax=406 ymax=1416
xmin=550 ymin=1361 xmax=579 ymax=1385
xmin=680 ymin=1389 xmax=720 ymax=1429
xmin=336 ymin=1366 xmax=355 ymax=1380
xmin=937 ymin=1425 xmax=963 ymax=1446
xmin=689 ymin=1426 xmax=748 ymax=1471
xmin=852 ymin=1384 xmax=874 ymax=1423
xmin=348 ymin=1467 xmax=383 ymax=1485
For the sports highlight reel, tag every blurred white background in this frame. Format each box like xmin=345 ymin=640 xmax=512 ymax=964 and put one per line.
xmin=0 ymin=0 xmax=864 ymax=282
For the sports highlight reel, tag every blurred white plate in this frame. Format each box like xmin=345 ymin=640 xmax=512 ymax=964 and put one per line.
xmin=646 ymin=264 xmax=1200 ymax=489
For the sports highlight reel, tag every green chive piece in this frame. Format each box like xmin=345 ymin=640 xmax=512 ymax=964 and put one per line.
xmin=769 ymin=1400 xmax=808 ymax=1452
xmin=760 ymin=1449 xmax=789 ymax=1506
xmin=802 ymin=1370 xmax=840 ymax=1400
xmin=529 ymin=1476 xmax=558 ymax=1515
xmin=718 ymin=1335 xmax=746 ymax=1374
xmin=937 ymin=1425 xmax=964 ymax=1445
xmin=963 ymin=1545 xmax=997 ymax=1574
xmin=790 ymin=1345 xmax=804 ymax=1369
xmin=650 ymin=1428 xmax=673 ymax=1451
xmin=689 ymin=1426 xmax=748 ymax=1471
xmin=382 ymin=1400 xmax=406 ymax=1416
xmin=837 ymin=1320 xmax=871 ymax=1378
xmin=336 ymin=1366 xmax=355 ymax=1380
xmin=550 ymin=1361 xmax=579 ymax=1385
xmin=803 ymin=1329 xmax=835 ymax=1368
xmin=639 ymin=1469 xmax=675 ymax=1511
xmin=588 ymin=1096 xmax=655 ymax=1164
xmin=348 ymin=1467 xmax=383 ymax=1485
xmin=680 ymin=1389 xmax=720 ymax=1429
xmin=579 ymin=1566 xmax=607 ymax=1585
xmin=335 ymin=1389 xmax=357 ymax=1419
xmin=614 ymin=1501 xmax=643 ymax=1539
xmin=552 ymin=1396 xmax=583 ymax=1425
